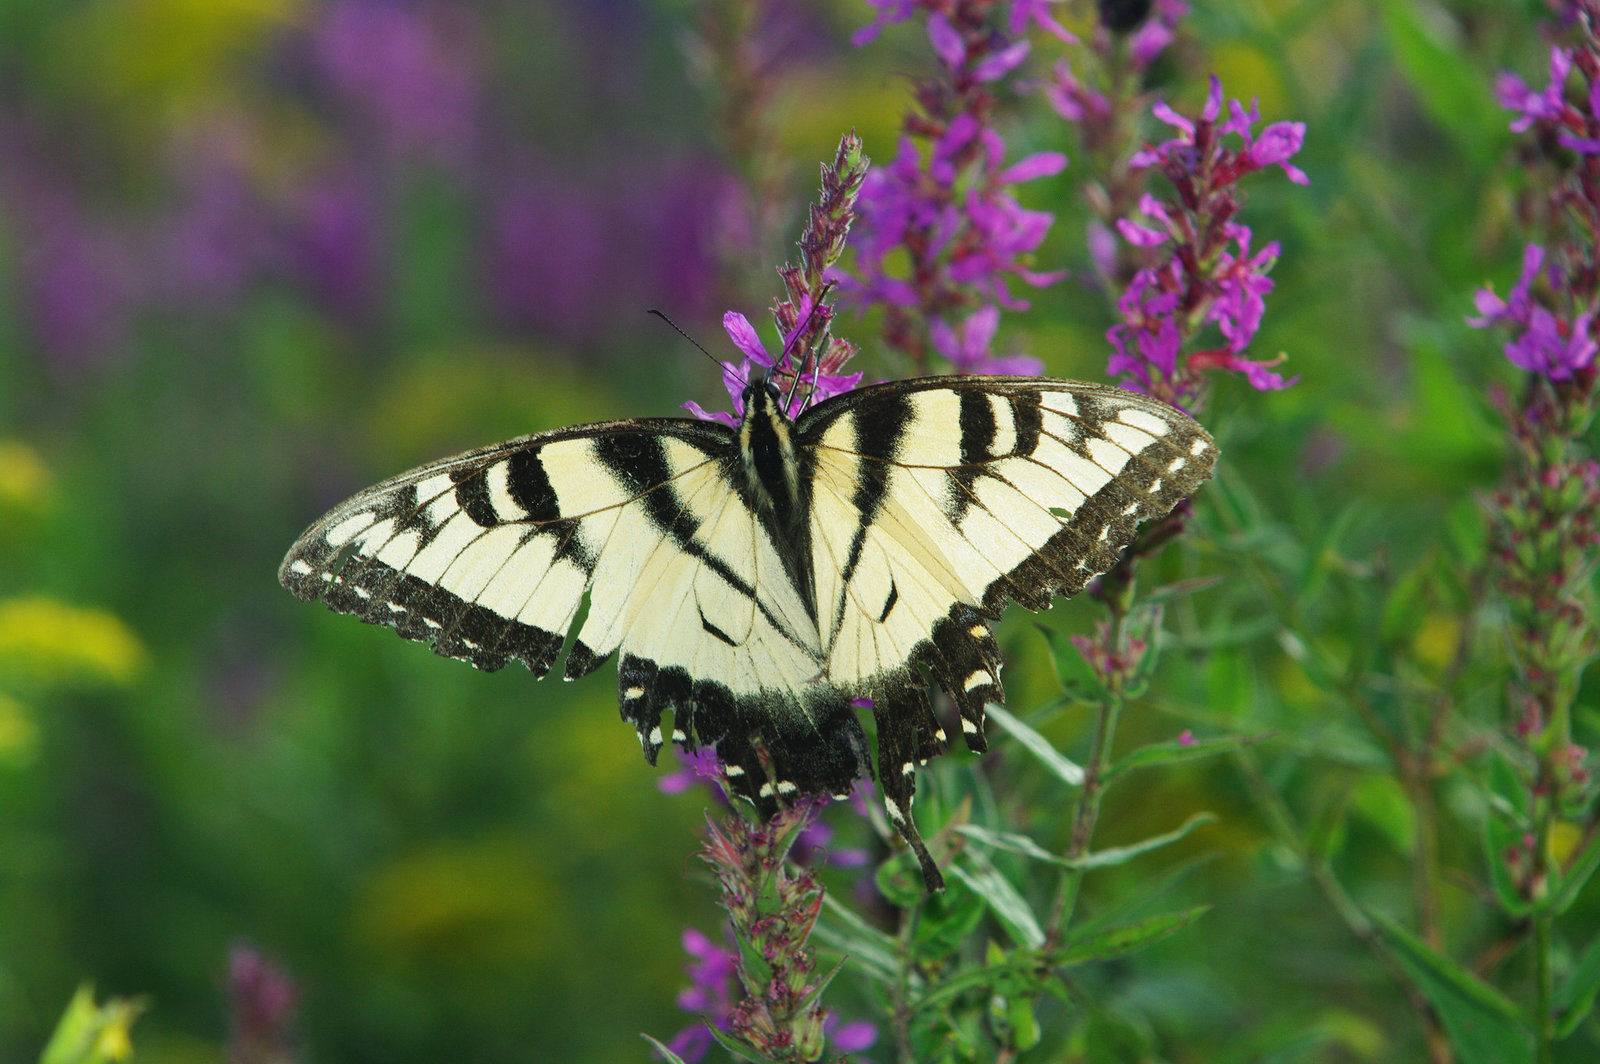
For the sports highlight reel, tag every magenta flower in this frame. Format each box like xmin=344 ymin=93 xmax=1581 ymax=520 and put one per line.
xmin=1106 ymin=76 xmax=1305 ymax=400
xmin=1128 ymin=0 xmax=1190 ymax=68
xmin=685 ymin=310 xmax=865 ymax=425
xmin=1497 ymin=47 xmax=1575 ymax=132
xmin=665 ymin=929 xmax=738 ymax=1062
xmin=1208 ymin=224 xmax=1280 ymax=353
xmin=1469 ymin=244 xmax=1599 ymax=381
xmin=657 ymin=746 xmax=726 ymax=797
xmin=931 ymin=305 xmax=1044 ymax=375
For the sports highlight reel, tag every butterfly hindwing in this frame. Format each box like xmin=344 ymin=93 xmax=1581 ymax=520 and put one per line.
xmin=794 ymin=378 xmax=1217 ymax=880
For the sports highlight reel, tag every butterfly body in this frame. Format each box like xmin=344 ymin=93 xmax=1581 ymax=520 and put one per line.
xmin=281 ymin=376 xmax=1217 ymax=889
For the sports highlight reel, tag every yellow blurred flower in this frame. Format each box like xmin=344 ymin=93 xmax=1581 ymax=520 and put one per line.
xmin=0 ymin=441 xmax=54 ymax=513
xmin=0 ymin=598 xmax=146 ymax=689
xmin=0 ymin=694 xmax=40 ymax=768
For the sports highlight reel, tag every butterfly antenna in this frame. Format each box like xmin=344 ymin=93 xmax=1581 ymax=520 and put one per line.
xmin=648 ymin=309 xmax=749 ymax=387
xmin=779 ymin=282 xmax=838 ymax=412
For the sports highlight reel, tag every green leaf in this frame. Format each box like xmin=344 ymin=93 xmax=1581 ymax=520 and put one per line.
xmin=915 ymin=875 xmax=988 ymax=960
xmin=705 ymin=1022 xmax=777 ymax=1063
xmin=1035 ymin=625 xmax=1111 ymax=703
xmin=1377 ymin=0 xmax=1504 ymax=165
xmin=950 ymin=856 xmax=1045 ymax=948
xmin=875 ymin=850 xmax=928 ymax=908
xmin=39 ymin=986 xmax=143 ymax=1064
xmin=1065 ymin=813 xmax=1216 ymax=870
xmin=1105 ymin=733 xmax=1268 ymax=783
xmin=1555 ymin=929 xmax=1600 ymax=1038
xmin=955 ymin=824 xmax=1070 ymax=867
xmin=985 ymin=703 xmax=1084 ymax=786
xmin=816 ymin=892 xmax=898 ymax=981
xmin=1553 ymin=823 xmax=1600 ymax=915
xmin=1350 ymin=774 xmax=1417 ymax=857
xmin=640 ymin=1034 xmax=691 ymax=1064
xmin=957 ymin=813 xmax=1215 ymax=871
xmin=1053 ymin=906 xmax=1210 ymax=967
xmin=1483 ymin=808 xmax=1533 ymax=918
xmin=1368 ymin=910 xmax=1533 ymax=1064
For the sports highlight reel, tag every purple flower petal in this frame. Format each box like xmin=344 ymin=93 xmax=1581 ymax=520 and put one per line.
xmin=1116 ymin=218 xmax=1167 ymax=247
xmin=927 ymin=12 xmax=966 ymax=70
xmin=722 ymin=311 xmax=770 ymax=365
xmin=998 ymin=151 xmax=1067 ymax=184
xmin=973 ymin=39 xmax=1030 ymax=82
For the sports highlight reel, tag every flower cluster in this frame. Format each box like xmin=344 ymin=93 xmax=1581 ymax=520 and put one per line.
xmin=1103 ymin=76 xmax=1305 ymax=405
xmin=1470 ymin=9 xmax=1600 ymax=385
xmin=689 ymin=134 xmax=869 ymax=425
xmin=1473 ymin=0 xmax=1599 ymax=878
xmin=662 ymin=802 xmax=876 ymax=1063
xmin=845 ymin=0 xmax=1067 ymax=374
xmin=1470 ymin=245 xmax=1597 ymax=380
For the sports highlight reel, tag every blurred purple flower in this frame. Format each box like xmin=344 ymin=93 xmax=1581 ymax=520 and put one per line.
xmin=658 ymin=746 xmax=726 ymax=797
xmin=1128 ymin=0 xmax=1189 ymax=69
xmin=665 ymin=928 xmax=738 ymax=1062
xmin=283 ymin=168 xmax=383 ymax=322
xmin=1046 ymin=58 xmax=1112 ymax=125
xmin=852 ymin=0 xmax=919 ymax=47
xmin=312 ymin=0 xmax=482 ymax=165
xmin=1498 ymin=47 xmax=1575 ymax=132
xmin=1469 ymin=243 xmax=1599 ymax=381
xmin=826 ymin=1013 xmax=879 ymax=1054
xmin=487 ymin=163 xmax=610 ymax=341
xmin=930 ymin=305 xmax=1044 ymax=374
xmin=229 ymin=943 xmax=298 ymax=1064
xmin=1011 ymin=0 xmax=1077 ymax=42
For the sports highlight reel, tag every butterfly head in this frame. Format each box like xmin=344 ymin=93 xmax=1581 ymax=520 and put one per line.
xmin=740 ymin=367 xmax=790 ymax=424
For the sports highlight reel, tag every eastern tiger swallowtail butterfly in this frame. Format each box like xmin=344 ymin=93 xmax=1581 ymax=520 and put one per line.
xmin=280 ymin=374 xmax=1216 ymax=890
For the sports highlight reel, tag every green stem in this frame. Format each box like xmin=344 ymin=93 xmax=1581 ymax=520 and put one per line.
xmin=1534 ymin=762 xmax=1557 ymax=1064
xmin=1046 ymin=576 xmax=1132 ymax=940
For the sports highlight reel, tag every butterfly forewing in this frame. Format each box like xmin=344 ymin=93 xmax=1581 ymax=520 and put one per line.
xmin=281 ymin=376 xmax=1217 ymax=893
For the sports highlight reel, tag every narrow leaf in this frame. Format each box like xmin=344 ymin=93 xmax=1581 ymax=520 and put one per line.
xmin=816 ymin=893 xmax=897 ymax=981
xmin=1106 ymin=733 xmax=1269 ymax=782
xmin=950 ymin=857 xmax=1045 ymax=948
xmin=640 ymin=1034 xmax=691 ymax=1064
xmin=957 ymin=813 xmax=1215 ymax=871
xmin=955 ymin=824 xmax=1072 ymax=867
xmin=1553 ymin=822 xmax=1600 ymax=915
xmin=1052 ymin=905 xmax=1210 ymax=966
xmin=1556 ymin=929 xmax=1600 ymax=1038
xmin=706 ymin=1022 xmax=777 ymax=1063
xmin=1483 ymin=809 xmax=1533 ymax=918
xmin=1066 ymin=812 xmax=1216 ymax=870
xmin=986 ymin=702 xmax=1085 ymax=786
xmin=1368 ymin=910 xmax=1532 ymax=1064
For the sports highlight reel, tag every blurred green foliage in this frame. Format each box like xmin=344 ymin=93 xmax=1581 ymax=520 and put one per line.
xmin=1 ymin=1 xmax=1596 ymax=1062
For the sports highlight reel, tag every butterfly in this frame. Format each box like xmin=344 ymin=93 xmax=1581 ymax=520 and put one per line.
xmin=280 ymin=372 xmax=1217 ymax=890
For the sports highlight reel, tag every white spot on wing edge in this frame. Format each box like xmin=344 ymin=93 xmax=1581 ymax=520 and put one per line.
xmin=624 ymin=686 xmax=645 ymax=700
xmin=289 ymin=559 xmax=315 ymax=575
xmin=648 ymin=725 xmax=662 ymax=745
xmin=963 ymin=670 xmax=992 ymax=692
xmin=724 ymin=763 xmax=745 ymax=777
xmin=1191 ymin=437 xmax=1209 ymax=456
xmin=961 ymin=717 xmax=979 ymax=734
